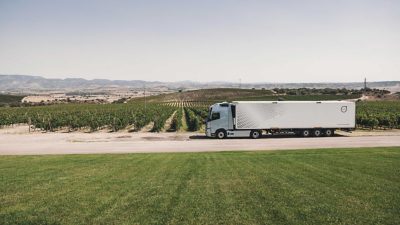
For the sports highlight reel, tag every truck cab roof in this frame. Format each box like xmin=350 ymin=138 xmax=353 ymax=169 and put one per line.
xmin=232 ymin=100 xmax=353 ymax=104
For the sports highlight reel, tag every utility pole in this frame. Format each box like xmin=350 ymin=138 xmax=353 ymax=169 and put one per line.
xmin=239 ymin=78 xmax=242 ymax=89
xmin=364 ymin=77 xmax=367 ymax=90
xmin=144 ymin=83 xmax=147 ymax=113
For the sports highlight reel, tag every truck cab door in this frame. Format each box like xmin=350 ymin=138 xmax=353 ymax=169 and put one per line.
xmin=209 ymin=111 xmax=220 ymax=134
xmin=209 ymin=107 xmax=229 ymax=133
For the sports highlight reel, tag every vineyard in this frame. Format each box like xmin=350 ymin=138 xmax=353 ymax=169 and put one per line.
xmin=0 ymin=88 xmax=370 ymax=133
xmin=0 ymin=103 xmax=175 ymax=132
xmin=0 ymin=99 xmax=399 ymax=132
xmin=356 ymin=101 xmax=400 ymax=129
xmin=0 ymin=101 xmax=209 ymax=133
xmin=163 ymin=101 xmax=212 ymax=108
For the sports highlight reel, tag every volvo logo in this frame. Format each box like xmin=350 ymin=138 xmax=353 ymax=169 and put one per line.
xmin=341 ymin=106 xmax=347 ymax=113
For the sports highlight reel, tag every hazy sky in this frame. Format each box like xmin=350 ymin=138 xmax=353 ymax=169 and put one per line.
xmin=0 ymin=0 xmax=399 ymax=82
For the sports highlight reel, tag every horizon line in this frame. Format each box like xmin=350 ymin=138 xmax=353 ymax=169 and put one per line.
xmin=1 ymin=74 xmax=399 ymax=84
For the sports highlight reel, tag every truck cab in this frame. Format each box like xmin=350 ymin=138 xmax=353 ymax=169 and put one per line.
xmin=206 ymin=102 xmax=254 ymax=138
xmin=206 ymin=102 xmax=231 ymax=138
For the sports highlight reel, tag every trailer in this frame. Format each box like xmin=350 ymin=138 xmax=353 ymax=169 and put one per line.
xmin=205 ymin=101 xmax=355 ymax=139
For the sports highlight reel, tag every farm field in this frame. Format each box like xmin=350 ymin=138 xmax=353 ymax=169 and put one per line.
xmin=356 ymin=101 xmax=400 ymax=129
xmin=1 ymin=147 xmax=399 ymax=225
xmin=146 ymin=88 xmax=363 ymax=102
xmin=2 ymin=100 xmax=400 ymax=132
xmin=0 ymin=102 xmax=177 ymax=132
xmin=0 ymin=94 xmax=25 ymax=107
xmin=0 ymin=89 xmax=399 ymax=132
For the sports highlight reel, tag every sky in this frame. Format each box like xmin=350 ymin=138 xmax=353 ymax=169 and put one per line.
xmin=0 ymin=0 xmax=399 ymax=83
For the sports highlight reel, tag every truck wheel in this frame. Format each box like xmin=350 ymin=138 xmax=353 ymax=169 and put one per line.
xmin=216 ymin=130 xmax=226 ymax=139
xmin=250 ymin=130 xmax=261 ymax=139
xmin=301 ymin=129 xmax=311 ymax=137
xmin=313 ymin=129 xmax=322 ymax=137
xmin=325 ymin=129 xmax=334 ymax=137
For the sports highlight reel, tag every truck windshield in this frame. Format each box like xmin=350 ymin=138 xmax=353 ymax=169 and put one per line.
xmin=207 ymin=107 xmax=213 ymax=121
xmin=211 ymin=112 xmax=220 ymax=120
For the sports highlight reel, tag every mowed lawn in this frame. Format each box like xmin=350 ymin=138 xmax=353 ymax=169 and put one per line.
xmin=1 ymin=147 xmax=399 ymax=225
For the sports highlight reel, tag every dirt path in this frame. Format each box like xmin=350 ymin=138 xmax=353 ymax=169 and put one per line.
xmin=139 ymin=121 xmax=154 ymax=132
xmin=162 ymin=110 xmax=176 ymax=132
xmin=180 ymin=107 xmax=188 ymax=131
xmin=0 ymin=130 xmax=399 ymax=155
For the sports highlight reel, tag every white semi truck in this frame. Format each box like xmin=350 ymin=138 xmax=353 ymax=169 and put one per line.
xmin=205 ymin=101 xmax=355 ymax=139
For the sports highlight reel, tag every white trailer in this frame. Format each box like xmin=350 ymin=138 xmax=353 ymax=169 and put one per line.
xmin=205 ymin=101 xmax=355 ymax=139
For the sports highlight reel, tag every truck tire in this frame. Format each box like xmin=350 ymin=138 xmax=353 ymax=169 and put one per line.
xmin=325 ymin=129 xmax=334 ymax=137
xmin=216 ymin=130 xmax=226 ymax=139
xmin=313 ymin=129 xmax=322 ymax=137
xmin=301 ymin=129 xmax=311 ymax=137
xmin=250 ymin=130 xmax=261 ymax=139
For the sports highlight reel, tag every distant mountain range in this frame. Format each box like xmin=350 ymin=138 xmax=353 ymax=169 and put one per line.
xmin=1 ymin=75 xmax=399 ymax=93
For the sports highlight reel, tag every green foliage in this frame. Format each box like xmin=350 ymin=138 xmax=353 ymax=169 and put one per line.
xmin=189 ymin=107 xmax=208 ymax=121
xmin=0 ymin=103 xmax=175 ymax=132
xmin=356 ymin=101 xmax=400 ymax=129
xmin=273 ymin=87 xmax=363 ymax=96
xmin=0 ymin=94 xmax=25 ymax=107
xmin=170 ymin=109 xmax=182 ymax=131
xmin=151 ymin=110 xmax=174 ymax=132
xmin=184 ymin=108 xmax=201 ymax=131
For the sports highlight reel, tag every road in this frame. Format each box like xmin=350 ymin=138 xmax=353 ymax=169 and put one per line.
xmin=0 ymin=131 xmax=399 ymax=155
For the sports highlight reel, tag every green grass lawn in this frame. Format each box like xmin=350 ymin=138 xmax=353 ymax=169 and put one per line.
xmin=1 ymin=147 xmax=399 ymax=225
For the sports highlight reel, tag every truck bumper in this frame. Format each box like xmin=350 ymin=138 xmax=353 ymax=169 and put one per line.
xmin=206 ymin=128 xmax=213 ymax=137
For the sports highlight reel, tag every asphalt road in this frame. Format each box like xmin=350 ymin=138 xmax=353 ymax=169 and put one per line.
xmin=1 ymin=132 xmax=399 ymax=155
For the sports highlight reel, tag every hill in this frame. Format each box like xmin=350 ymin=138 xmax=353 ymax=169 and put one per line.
xmin=144 ymin=88 xmax=362 ymax=103
xmin=1 ymin=74 xmax=400 ymax=93
xmin=147 ymin=88 xmax=274 ymax=102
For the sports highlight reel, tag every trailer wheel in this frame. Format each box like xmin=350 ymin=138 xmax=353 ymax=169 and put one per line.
xmin=250 ymin=130 xmax=261 ymax=139
xmin=215 ymin=130 xmax=226 ymax=139
xmin=325 ymin=129 xmax=334 ymax=137
xmin=313 ymin=129 xmax=322 ymax=137
xmin=301 ymin=129 xmax=311 ymax=137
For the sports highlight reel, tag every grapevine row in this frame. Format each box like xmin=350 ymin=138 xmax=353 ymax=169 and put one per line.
xmin=169 ymin=109 xmax=183 ymax=131
xmin=0 ymin=103 xmax=175 ymax=132
xmin=356 ymin=101 xmax=400 ymax=129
